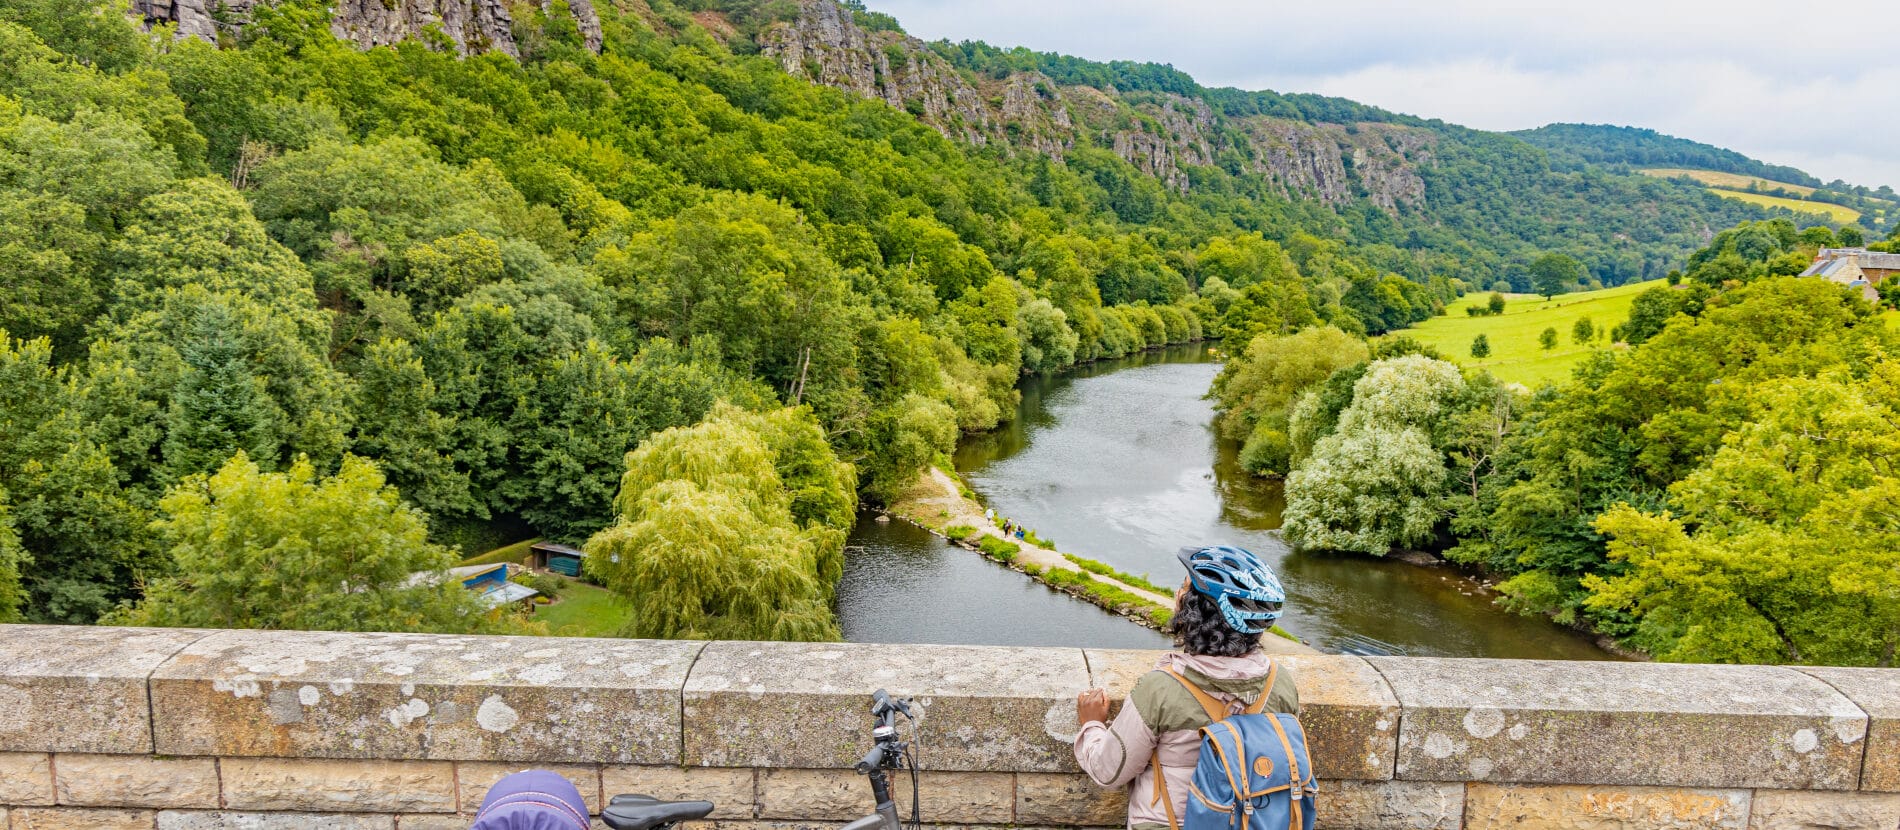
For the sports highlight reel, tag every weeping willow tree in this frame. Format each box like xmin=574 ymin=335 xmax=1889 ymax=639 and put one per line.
xmin=585 ymin=404 xmax=855 ymax=641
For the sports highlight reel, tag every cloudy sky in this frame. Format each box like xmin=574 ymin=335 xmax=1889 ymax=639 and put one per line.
xmin=865 ymin=0 xmax=1900 ymax=189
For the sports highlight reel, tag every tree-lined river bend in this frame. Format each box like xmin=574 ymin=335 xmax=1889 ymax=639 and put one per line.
xmin=840 ymin=345 xmax=1613 ymax=659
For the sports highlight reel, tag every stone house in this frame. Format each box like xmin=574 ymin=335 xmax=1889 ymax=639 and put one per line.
xmin=1800 ymin=247 xmax=1900 ymax=301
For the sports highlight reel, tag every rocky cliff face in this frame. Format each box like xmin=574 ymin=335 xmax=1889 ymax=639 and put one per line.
xmin=757 ymin=0 xmax=1430 ymax=210
xmin=133 ymin=0 xmax=602 ymax=57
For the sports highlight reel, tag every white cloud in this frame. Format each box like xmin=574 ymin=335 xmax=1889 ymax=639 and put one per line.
xmin=866 ymin=0 xmax=1900 ymax=188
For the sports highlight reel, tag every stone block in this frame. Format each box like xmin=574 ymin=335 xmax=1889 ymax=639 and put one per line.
xmin=602 ymin=766 xmax=755 ymax=819
xmin=54 ymin=754 xmax=220 ymax=809
xmin=756 ymin=769 xmax=1011 ymax=825
xmin=9 ymin=806 xmax=157 ymax=829
xmin=456 ymin=762 xmax=601 ymax=814
xmin=1747 ymin=790 xmax=1900 ymax=830
xmin=1371 ymin=658 xmax=1866 ymax=789
xmin=1464 ymin=783 xmax=1750 ymax=830
xmin=1014 ymin=773 xmax=1126 ymax=826
xmin=0 ymin=625 xmax=211 ymax=754
xmin=150 ymin=629 xmax=704 ymax=764
xmin=1315 ymin=779 xmax=1463 ymax=830
xmin=220 ymin=757 xmax=456 ymax=813
xmin=1798 ymin=667 xmax=1900 ymax=792
xmin=393 ymin=816 xmax=472 ymax=830
xmin=0 ymin=752 xmax=52 ymax=805
xmin=155 ymin=812 xmax=396 ymax=829
xmin=683 ymin=642 xmax=1088 ymax=773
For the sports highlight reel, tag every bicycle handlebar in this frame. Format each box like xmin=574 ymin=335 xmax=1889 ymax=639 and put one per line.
xmin=854 ymin=743 xmax=887 ymax=774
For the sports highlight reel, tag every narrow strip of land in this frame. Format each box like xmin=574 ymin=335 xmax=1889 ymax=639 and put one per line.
xmin=890 ymin=467 xmax=1315 ymax=655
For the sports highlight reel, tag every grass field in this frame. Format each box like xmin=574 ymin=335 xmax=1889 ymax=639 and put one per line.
xmin=1640 ymin=168 xmax=1818 ymax=197
xmin=1389 ymin=281 xmax=1660 ymax=387
xmin=1637 ymin=168 xmax=1871 ymax=224
xmin=1709 ymin=189 xmax=1861 ymax=223
xmin=533 ymin=580 xmax=630 ymax=637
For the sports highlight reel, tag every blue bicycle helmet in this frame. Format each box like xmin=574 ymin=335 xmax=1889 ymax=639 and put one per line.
xmin=1176 ymin=545 xmax=1286 ymax=634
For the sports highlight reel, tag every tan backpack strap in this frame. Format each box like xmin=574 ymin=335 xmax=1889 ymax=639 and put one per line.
xmin=1164 ymin=669 xmax=1230 ymax=723
xmin=1150 ymin=748 xmax=1181 ymax=830
xmin=1243 ymin=660 xmax=1279 ymax=716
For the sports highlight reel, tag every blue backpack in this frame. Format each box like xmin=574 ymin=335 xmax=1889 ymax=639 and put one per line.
xmin=1151 ymin=663 xmax=1317 ymax=830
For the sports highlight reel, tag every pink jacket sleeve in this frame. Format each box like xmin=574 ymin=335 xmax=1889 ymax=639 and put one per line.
xmin=1073 ymin=696 xmax=1157 ymax=788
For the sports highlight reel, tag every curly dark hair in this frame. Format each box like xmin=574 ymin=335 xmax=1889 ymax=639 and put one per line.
xmin=1167 ymin=588 xmax=1263 ymax=657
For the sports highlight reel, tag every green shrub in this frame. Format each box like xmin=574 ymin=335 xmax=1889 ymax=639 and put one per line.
xmin=513 ymin=571 xmax=565 ymax=599
xmin=1024 ymin=530 xmax=1053 ymax=547
xmin=1063 ymin=554 xmax=1169 ymax=594
xmin=977 ymin=536 xmax=1020 ymax=562
xmin=1021 ymin=563 xmax=1043 ymax=577
xmin=942 ymin=524 xmax=976 ymax=540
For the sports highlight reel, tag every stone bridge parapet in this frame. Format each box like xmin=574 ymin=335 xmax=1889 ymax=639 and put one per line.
xmin=0 ymin=625 xmax=1896 ymax=829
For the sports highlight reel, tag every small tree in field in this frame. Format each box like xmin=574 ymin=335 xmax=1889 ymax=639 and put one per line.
xmin=1470 ymin=333 xmax=1491 ymax=358
xmin=1572 ymin=316 xmax=1595 ymax=345
xmin=1487 ymin=292 xmax=1507 ymax=316
xmin=1530 ymin=253 xmax=1585 ymax=300
xmin=1539 ymin=327 xmax=1559 ymax=350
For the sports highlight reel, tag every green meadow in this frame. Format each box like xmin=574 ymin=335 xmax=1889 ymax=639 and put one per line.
xmin=1390 ymin=281 xmax=1659 ymax=387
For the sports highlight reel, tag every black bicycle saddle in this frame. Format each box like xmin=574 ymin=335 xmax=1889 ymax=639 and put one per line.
xmin=601 ymin=794 xmax=716 ymax=830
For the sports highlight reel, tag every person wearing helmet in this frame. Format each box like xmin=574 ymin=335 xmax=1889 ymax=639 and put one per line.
xmin=1070 ymin=545 xmax=1299 ymax=830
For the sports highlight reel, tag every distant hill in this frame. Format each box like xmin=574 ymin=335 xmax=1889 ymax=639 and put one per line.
xmin=1512 ymin=123 xmax=1822 ymax=187
xmin=711 ymin=0 xmax=1853 ymax=285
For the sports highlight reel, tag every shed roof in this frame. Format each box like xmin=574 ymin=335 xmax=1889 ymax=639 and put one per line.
xmin=531 ymin=541 xmax=586 ymax=557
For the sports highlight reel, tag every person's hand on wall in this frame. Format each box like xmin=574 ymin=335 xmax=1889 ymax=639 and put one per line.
xmin=1076 ymin=688 xmax=1109 ymax=726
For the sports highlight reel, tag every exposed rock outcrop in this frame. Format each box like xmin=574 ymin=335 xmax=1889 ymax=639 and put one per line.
xmin=757 ymin=0 xmax=1431 ymax=209
xmin=133 ymin=0 xmax=602 ymax=57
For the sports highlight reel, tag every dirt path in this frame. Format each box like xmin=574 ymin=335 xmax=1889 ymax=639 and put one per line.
xmin=894 ymin=467 xmax=1315 ymax=655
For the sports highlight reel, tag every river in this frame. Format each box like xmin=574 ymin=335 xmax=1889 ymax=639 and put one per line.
xmin=840 ymin=344 xmax=1613 ymax=659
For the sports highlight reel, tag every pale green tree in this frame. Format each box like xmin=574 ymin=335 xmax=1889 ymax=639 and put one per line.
xmin=585 ymin=405 xmax=851 ymax=641
xmin=1281 ymin=355 xmax=1468 ymax=554
xmin=1211 ymin=326 xmax=1367 ymax=477
xmin=112 ymin=453 xmax=501 ymax=633
xmin=1013 ymin=295 xmax=1078 ymax=373
xmin=1282 ymin=424 xmax=1446 ymax=555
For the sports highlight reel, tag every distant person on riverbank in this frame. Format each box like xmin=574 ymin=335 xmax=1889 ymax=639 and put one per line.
xmin=986 ymin=507 xmax=995 ymax=524
xmin=1071 ymin=545 xmax=1301 ymax=830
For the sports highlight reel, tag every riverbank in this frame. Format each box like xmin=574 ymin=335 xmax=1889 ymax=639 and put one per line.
xmin=884 ymin=465 xmax=1316 ymax=655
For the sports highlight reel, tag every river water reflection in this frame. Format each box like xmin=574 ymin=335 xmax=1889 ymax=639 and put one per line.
xmin=844 ymin=344 xmax=1612 ymax=659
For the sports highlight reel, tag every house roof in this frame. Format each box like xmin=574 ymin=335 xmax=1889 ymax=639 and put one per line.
xmin=1809 ymin=247 xmax=1900 ymax=272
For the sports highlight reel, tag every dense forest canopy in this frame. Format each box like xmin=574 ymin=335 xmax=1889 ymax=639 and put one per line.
xmin=0 ymin=0 xmax=1879 ymax=646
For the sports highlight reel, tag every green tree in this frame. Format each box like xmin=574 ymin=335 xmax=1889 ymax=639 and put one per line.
xmin=1571 ymin=316 xmax=1595 ymax=345
xmin=1282 ymin=355 xmax=1467 ymax=554
xmin=1470 ymin=333 xmax=1491 ymax=358
xmin=0 ymin=488 xmax=27 ymax=623
xmin=584 ymin=405 xmax=850 ymax=641
xmin=111 ymin=453 xmax=502 ymax=633
xmin=1210 ymin=326 xmax=1368 ymax=477
xmin=0 ymin=333 xmax=157 ymax=623
xmin=1539 ymin=327 xmax=1558 ymax=350
xmin=1487 ymin=292 xmax=1507 ymax=315
xmin=1585 ymin=375 xmax=1900 ymax=665
xmin=1530 ymin=253 xmax=1584 ymax=300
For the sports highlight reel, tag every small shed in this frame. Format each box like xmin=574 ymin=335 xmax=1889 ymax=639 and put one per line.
xmin=531 ymin=542 xmax=587 ymax=577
